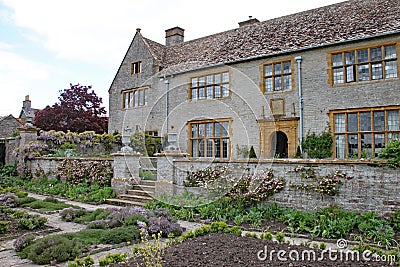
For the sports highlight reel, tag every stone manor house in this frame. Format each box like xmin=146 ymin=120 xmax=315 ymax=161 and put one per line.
xmin=108 ymin=0 xmax=400 ymax=159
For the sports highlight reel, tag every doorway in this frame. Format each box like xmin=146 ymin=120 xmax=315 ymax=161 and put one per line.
xmin=0 ymin=141 xmax=5 ymax=166
xmin=271 ymin=131 xmax=288 ymax=158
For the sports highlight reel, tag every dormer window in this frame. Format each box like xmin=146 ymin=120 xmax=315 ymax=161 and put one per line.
xmin=131 ymin=61 xmax=142 ymax=74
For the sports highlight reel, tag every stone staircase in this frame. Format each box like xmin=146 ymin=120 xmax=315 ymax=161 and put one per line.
xmin=106 ymin=180 xmax=155 ymax=207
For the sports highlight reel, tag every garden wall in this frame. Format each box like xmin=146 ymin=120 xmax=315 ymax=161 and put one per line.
xmin=156 ymin=157 xmax=400 ymax=216
xmin=27 ymin=157 xmax=113 ymax=180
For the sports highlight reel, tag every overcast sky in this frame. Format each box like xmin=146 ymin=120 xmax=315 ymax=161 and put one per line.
xmin=0 ymin=0 xmax=345 ymax=117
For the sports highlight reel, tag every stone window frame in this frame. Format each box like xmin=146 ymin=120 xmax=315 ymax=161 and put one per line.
xmin=189 ymin=71 xmax=231 ymax=101
xmin=329 ymin=106 xmax=400 ymax=158
xmin=188 ymin=118 xmax=232 ymax=158
xmin=131 ymin=61 xmax=142 ymax=74
xmin=261 ymin=58 xmax=294 ymax=93
xmin=122 ymin=87 xmax=149 ymax=109
xmin=328 ymin=42 xmax=399 ymax=86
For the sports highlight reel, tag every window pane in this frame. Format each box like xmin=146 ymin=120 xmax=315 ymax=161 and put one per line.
xmin=389 ymin=133 xmax=400 ymax=141
xmin=336 ymin=135 xmax=346 ymax=158
xmin=265 ymin=78 xmax=273 ymax=92
xmin=222 ymin=139 xmax=229 ymax=158
xmin=358 ymin=64 xmax=370 ymax=81
xmin=385 ymin=61 xmax=398 ymax=78
xmin=214 ymin=73 xmax=221 ymax=83
xmin=214 ymin=139 xmax=221 ymax=158
xmin=215 ymin=85 xmax=221 ymax=98
xmin=373 ymin=111 xmax=385 ymax=131
xmin=214 ymin=123 xmax=221 ymax=136
xmin=192 ymin=140 xmax=198 ymax=157
xmin=206 ymin=86 xmax=213 ymax=99
xmin=348 ymin=113 xmax=358 ymax=132
xmin=360 ymin=112 xmax=371 ymax=131
xmin=199 ymin=87 xmax=205 ymax=99
xmin=374 ymin=133 xmax=385 ymax=157
xmin=129 ymin=92 xmax=134 ymax=108
xmin=198 ymin=124 xmax=205 ymax=137
xmin=144 ymin=90 xmax=148 ymax=106
xmin=199 ymin=77 xmax=205 ymax=87
xmin=191 ymin=89 xmax=198 ymax=100
xmin=335 ymin=114 xmax=345 ymax=132
xmin=134 ymin=91 xmax=139 ymax=106
xmin=357 ymin=49 xmax=368 ymax=63
xmin=388 ymin=110 xmax=399 ymax=130
xmin=371 ymin=63 xmax=383 ymax=80
xmin=139 ymin=90 xmax=144 ymax=106
xmin=222 ymin=122 xmax=229 ymax=136
xmin=124 ymin=93 xmax=129 ymax=108
xmin=222 ymin=72 xmax=229 ymax=83
xmin=264 ymin=65 xmax=273 ymax=76
xmin=346 ymin=66 xmax=355 ymax=83
xmin=206 ymin=140 xmax=213 ymax=157
xmin=361 ymin=134 xmax=372 ymax=157
xmin=371 ymin=47 xmax=382 ymax=61
xmin=274 ymin=63 xmax=282 ymax=75
xmin=191 ymin=124 xmax=198 ymax=138
xmin=206 ymin=75 xmax=213 ymax=85
xmin=348 ymin=134 xmax=358 ymax=157
xmin=206 ymin=123 xmax=212 ymax=137
xmin=274 ymin=76 xmax=282 ymax=91
xmin=283 ymin=61 xmax=291 ymax=74
xmin=345 ymin=51 xmax=355 ymax=64
xmin=191 ymin=78 xmax=198 ymax=87
xmin=333 ymin=68 xmax=344 ymax=84
xmin=283 ymin=75 xmax=292 ymax=90
xmin=222 ymin=85 xmax=229 ymax=97
xmin=384 ymin=45 xmax=397 ymax=59
xmin=332 ymin=53 xmax=343 ymax=66
xmin=199 ymin=140 xmax=205 ymax=157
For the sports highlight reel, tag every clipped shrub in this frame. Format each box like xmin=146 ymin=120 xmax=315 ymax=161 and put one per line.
xmin=87 ymin=220 xmax=109 ymax=230
xmin=26 ymin=235 xmax=87 ymax=265
xmin=14 ymin=234 xmax=35 ymax=252
xmin=99 ymin=226 xmax=140 ymax=244
xmin=147 ymin=216 xmax=183 ymax=237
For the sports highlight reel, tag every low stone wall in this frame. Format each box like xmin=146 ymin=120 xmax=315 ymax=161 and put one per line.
xmin=156 ymin=157 xmax=399 ymax=216
xmin=28 ymin=157 xmax=113 ymax=180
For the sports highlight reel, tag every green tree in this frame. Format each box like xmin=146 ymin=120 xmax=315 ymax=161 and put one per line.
xmin=302 ymin=130 xmax=333 ymax=159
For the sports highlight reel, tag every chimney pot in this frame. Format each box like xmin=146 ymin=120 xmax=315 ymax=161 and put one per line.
xmin=238 ymin=17 xmax=259 ymax=27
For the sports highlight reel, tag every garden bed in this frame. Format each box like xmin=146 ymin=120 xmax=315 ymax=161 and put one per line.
xmin=118 ymin=233 xmax=396 ymax=267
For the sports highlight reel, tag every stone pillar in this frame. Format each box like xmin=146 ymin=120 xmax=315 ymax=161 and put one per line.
xmin=111 ymin=152 xmax=141 ymax=196
xmin=155 ymin=150 xmax=188 ymax=198
xmin=18 ymin=125 xmax=39 ymax=147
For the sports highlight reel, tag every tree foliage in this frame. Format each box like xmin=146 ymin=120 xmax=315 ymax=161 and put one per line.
xmin=34 ymin=84 xmax=108 ymax=133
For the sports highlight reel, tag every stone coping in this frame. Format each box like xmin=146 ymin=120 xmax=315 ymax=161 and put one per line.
xmin=172 ymin=158 xmax=388 ymax=165
xmin=32 ymin=156 xmax=113 ymax=161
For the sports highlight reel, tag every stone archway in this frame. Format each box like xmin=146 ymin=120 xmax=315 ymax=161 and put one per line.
xmin=271 ymin=131 xmax=288 ymax=158
xmin=258 ymin=117 xmax=299 ymax=158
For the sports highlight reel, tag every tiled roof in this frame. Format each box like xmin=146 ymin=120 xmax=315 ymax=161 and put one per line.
xmin=143 ymin=0 xmax=400 ymax=75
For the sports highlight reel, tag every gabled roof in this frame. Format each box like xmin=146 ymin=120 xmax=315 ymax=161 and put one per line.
xmin=141 ymin=0 xmax=400 ymax=76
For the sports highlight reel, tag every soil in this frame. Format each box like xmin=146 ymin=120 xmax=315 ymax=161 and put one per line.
xmin=0 ymin=213 xmax=52 ymax=241
xmin=115 ymin=233 xmax=395 ymax=267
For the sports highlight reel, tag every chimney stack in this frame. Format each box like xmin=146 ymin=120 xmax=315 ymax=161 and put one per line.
xmin=165 ymin=26 xmax=184 ymax=46
xmin=23 ymin=95 xmax=31 ymax=110
xmin=238 ymin=16 xmax=259 ymax=27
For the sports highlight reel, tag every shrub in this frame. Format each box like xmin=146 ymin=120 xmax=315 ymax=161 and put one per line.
xmin=18 ymin=214 xmax=47 ymax=230
xmin=0 ymin=193 xmax=20 ymax=207
xmin=302 ymin=130 xmax=333 ymax=159
xmin=87 ymin=220 xmax=109 ymax=229
xmin=0 ymin=164 xmax=18 ymax=177
xmin=98 ymin=252 xmax=128 ymax=266
xmin=147 ymin=216 xmax=184 ymax=237
xmin=26 ymin=235 xmax=87 ymax=265
xmin=68 ymin=255 xmax=94 ymax=267
xmin=389 ymin=210 xmax=400 ymax=232
xmin=124 ymin=214 xmax=148 ymax=227
xmin=275 ymin=232 xmax=285 ymax=243
xmin=14 ymin=234 xmax=35 ymax=252
xmin=99 ymin=226 xmax=140 ymax=244
xmin=379 ymin=140 xmax=400 ymax=168
xmin=0 ymin=221 xmax=10 ymax=234
xmin=60 ymin=207 xmax=86 ymax=222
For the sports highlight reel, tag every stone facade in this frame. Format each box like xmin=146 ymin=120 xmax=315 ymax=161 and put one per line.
xmin=108 ymin=1 xmax=400 ymax=160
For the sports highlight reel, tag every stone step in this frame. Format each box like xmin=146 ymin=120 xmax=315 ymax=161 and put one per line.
xmin=139 ymin=180 xmax=156 ymax=187
xmin=119 ymin=194 xmax=153 ymax=203
xmin=127 ymin=189 xmax=154 ymax=197
xmin=132 ymin=184 xmax=155 ymax=193
xmin=105 ymin=198 xmax=146 ymax=207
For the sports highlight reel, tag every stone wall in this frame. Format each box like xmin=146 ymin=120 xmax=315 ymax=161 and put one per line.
xmin=156 ymin=157 xmax=399 ymax=216
xmin=27 ymin=157 xmax=113 ymax=180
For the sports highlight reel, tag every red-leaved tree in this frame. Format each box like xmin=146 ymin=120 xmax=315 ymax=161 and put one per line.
xmin=34 ymin=83 xmax=108 ymax=133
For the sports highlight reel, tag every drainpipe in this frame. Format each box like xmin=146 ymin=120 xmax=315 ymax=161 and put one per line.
xmin=164 ymin=77 xmax=169 ymax=136
xmin=295 ymin=56 xmax=303 ymax=157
